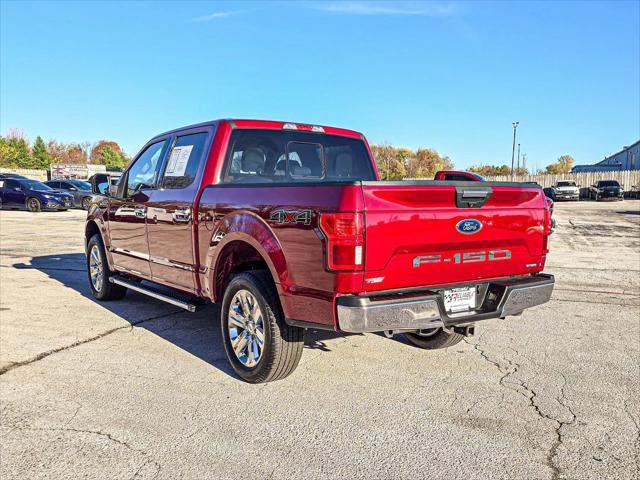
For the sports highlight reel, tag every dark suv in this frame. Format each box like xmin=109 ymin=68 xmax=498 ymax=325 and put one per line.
xmin=589 ymin=180 xmax=624 ymax=201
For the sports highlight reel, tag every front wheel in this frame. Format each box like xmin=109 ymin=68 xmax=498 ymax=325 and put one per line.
xmin=26 ymin=197 xmax=41 ymax=212
xmin=221 ymin=271 xmax=304 ymax=383
xmin=405 ymin=328 xmax=464 ymax=349
xmin=87 ymin=234 xmax=127 ymax=301
xmin=81 ymin=197 xmax=92 ymax=210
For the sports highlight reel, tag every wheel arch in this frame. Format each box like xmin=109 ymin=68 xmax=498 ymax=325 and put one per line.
xmin=204 ymin=212 xmax=289 ymax=305
xmin=25 ymin=195 xmax=41 ymax=210
xmin=85 ymin=218 xmax=115 ymax=270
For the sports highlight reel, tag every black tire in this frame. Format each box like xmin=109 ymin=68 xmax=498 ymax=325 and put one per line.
xmin=404 ymin=328 xmax=464 ymax=349
xmin=86 ymin=234 xmax=127 ymax=301
xmin=26 ymin=197 xmax=41 ymax=212
xmin=221 ymin=271 xmax=304 ymax=383
xmin=82 ymin=197 xmax=92 ymax=210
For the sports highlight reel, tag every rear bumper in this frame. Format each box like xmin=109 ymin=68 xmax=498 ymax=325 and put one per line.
xmin=336 ymin=274 xmax=554 ymax=333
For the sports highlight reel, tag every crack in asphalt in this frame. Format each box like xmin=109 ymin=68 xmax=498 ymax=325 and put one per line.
xmin=14 ymin=426 xmax=161 ymax=480
xmin=0 ymin=310 xmax=183 ymax=376
xmin=464 ymin=337 xmax=577 ymax=480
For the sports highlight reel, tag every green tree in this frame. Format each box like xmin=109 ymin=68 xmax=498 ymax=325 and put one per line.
xmin=91 ymin=140 xmax=122 ymax=164
xmin=545 ymin=155 xmax=574 ymax=174
xmin=100 ymin=145 xmax=128 ymax=169
xmin=32 ymin=136 xmax=51 ymax=170
xmin=0 ymin=137 xmax=20 ymax=167
xmin=469 ymin=164 xmax=511 ymax=176
xmin=5 ymin=136 xmax=32 ymax=168
xmin=409 ymin=148 xmax=453 ymax=178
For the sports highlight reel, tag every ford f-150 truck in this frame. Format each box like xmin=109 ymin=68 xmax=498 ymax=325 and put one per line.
xmin=86 ymin=119 xmax=555 ymax=383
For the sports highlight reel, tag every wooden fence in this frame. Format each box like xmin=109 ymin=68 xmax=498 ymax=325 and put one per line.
xmin=484 ymin=169 xmax=640 ymax=189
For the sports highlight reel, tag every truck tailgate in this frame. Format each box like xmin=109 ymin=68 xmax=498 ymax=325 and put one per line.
xmin=361 ymin=182 xmax=549 ymax=292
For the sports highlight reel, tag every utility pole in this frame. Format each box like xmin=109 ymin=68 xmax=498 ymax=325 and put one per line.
xmin=510 ymin=122 xmax=519 ymax=181
xmin=517 ymin=143 xmax=521 ymax=173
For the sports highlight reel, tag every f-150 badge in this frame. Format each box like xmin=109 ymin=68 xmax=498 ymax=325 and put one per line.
xmin=270 ymin=209 xmax=312 ymax=225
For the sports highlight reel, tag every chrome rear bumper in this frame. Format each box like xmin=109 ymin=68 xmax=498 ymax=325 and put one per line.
xmin=337 ymin=274 xmax=554 ymax=333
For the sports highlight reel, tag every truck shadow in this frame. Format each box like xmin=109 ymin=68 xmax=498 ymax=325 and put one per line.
xmin=14 ymin=253 xmax=353 ymax=379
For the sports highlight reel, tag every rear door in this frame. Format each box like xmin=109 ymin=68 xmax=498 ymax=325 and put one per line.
xmin=146 ymin=129 xmax=213 ymax=292
xmin=108 ymin=139 xmax=169 ymax=277
xmin=361 ymin=181 xmax=548 ymax=292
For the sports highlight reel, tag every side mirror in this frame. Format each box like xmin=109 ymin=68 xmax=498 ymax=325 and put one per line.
xmin=91 ymin=173 xmax=111 ymax=195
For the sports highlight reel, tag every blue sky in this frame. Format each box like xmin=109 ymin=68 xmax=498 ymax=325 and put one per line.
xmin=1 ymin=1 xmax=638 ymax=170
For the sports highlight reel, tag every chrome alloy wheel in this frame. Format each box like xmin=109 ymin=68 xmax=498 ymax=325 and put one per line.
xmin=89 ymin=245 xmax=104 ymax=292
xmin=228 ymin=290 xmax=265 ymax=368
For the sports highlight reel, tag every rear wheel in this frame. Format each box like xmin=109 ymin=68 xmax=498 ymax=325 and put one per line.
xmin=405 ymin=328 xmax=464 ymax=349
xmin=87 ymin=234 xmax=127 ymax=301
xmin=26 ymin=197 xmax=41 ymax=212
xmin=221 ymin=271 xmax=304 ymax=383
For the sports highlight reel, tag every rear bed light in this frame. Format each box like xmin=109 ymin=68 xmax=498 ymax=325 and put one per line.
xmin=319 ymin=213 xmax=364 ymax=271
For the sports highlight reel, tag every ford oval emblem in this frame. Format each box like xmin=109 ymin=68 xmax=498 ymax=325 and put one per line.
xmin=456 ymin=218 xmax=483 ymax=235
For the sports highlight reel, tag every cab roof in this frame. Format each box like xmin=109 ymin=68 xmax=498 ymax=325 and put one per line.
xmin=153 ymin=119 xmax=363 ymax=141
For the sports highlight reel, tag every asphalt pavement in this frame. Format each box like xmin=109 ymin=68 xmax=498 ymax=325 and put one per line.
xmin=1 ymin=200 xmax=638 ymax=479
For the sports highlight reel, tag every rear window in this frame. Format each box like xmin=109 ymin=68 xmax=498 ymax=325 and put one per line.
xmin=221 ymin=129 xmax=375 ymax=184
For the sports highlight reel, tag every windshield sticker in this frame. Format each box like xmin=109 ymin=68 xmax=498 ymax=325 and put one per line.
xmin=165 ymin=145 xmax=193 ymax=177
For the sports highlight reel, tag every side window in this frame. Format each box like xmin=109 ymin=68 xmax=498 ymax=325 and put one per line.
xmin=5 ymin=179 xmax=18 ymax=190
xmin=161 ymin=132 xmax=208 ymax=189
xmin=126 ymin=140 xmax=167 ymax=197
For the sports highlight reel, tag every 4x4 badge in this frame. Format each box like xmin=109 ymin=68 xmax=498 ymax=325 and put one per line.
xmin=270 ymin=209 xmax=312 ymax=225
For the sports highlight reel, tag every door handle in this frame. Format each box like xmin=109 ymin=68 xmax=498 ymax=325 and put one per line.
xmin=134 ymin=206 xmax=147 ymax=218
xmin=173 ymin=208 xmax=192 ymax=223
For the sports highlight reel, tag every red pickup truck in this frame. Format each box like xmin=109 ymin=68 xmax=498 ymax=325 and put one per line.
xmin=86 ymin=119 xmax=554 ymax=383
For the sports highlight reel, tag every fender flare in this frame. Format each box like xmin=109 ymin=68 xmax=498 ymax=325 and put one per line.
xmin=204 ymin=211 xmax=289 ymax=302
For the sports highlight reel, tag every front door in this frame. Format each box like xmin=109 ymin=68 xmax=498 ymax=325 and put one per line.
xmin=146 ymin=130 xmax=212 ymax=292
xmin=108 ymin=139 xmax=169 ymax=278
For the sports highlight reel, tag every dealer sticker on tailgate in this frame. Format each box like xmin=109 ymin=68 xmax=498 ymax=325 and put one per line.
xmin=443 ymin=287 xmax=476 ymax=313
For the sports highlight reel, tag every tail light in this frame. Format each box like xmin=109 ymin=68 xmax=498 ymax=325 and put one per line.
xmin=543 ymin=197 xmax=554 ymax=252
xmin=319 ymin=213 xmax=364 ymax=271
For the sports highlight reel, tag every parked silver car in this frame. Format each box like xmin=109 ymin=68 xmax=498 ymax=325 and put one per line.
xmin=44 ymin=179 xmax=94 ymax=209
xmin=551 ymin=180 xmax=580 ymax=201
